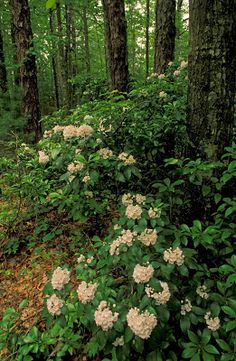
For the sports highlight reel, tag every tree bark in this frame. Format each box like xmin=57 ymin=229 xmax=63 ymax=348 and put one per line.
xmin=154 ymin=0 xmax=176 ymax=74
xmin=83 ymin=2 xmax=90 ymax=74
xmin=65 ymin=0 xmax=74 ymax=107
xmin=9 ymin=0 xmax=42 ymax=142
xmin=145 ymin=0 xmax=150 ymax=78
xmin=102 ymin=0 xmax=128 ymax=92
xmin=49 ymin=9 xmax=60 ymax=109
xmin=56 ymin=0 xmax=67 ymax=106
xmin=0 ymin=28 xmax=7 ymax=93
xmin=187 ymin=0 xmax=236 ymax=160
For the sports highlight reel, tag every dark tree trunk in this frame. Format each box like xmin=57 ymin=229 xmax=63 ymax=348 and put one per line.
xmin=145 ymin=0 xmax=150 ymax=78
xmin=83 ymin=3 xmax=90 ymax=74
xmin=154 ymin=0 xmax=176 ymax=74
xmin=9 ymin=0 xmax=42 ymax=142
xmin=102 ymin=0 xmax=128 ymax=92
xmin=56 ymin=0 xmax=67 ymax=106
xmin=0 ymin=28 xmax=7 ymax=93
xmin=49 ymin=9 xmax=60 ymax=109
xmin=65 ymin=0 xmax=74 ymax=107
xmin=187 ymin=0 xmax=236 ymax=160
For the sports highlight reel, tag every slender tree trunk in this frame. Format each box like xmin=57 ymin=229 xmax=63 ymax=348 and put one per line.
xmin=49 ymin=9 xmax=59 ymax=109
xmin=83 ymin=2 xmax=90 ymax=74
xmin=0 ymin=28 xmax=7 ymax=93
xmin=9 ymin=0 xmax=42 ymax=142
xmin=102 ymin=0 xmax=128 ymax=92
xmin=187 ymin=0 xmax=236 ymax=160
xmin=65 ymin=0 xmax=73 ymax=107
xmin=154 ymin=0 xmax=176 ymax=74
xmin=56 ymin=0 xmax=66 ymax=106
xmin=145 ymin=0 xmax=150 ymax=78
xmin=102 ymin=0 xmax=111 ymax=85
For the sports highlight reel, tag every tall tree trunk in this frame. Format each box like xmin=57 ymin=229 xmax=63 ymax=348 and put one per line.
xmin=56 ymin=0 xmax=67 ymax=106
xmin=145 ymin=0 xmax=150 ymax=78
xmin=187 ymin=0 xmax=236 ymax=160
xmin=0 ymin=28 xmax=7 ymax=93
xmin=9 ymin=0 xmax=42 ymax=142
xmin=83 ymin=2 xmax=90 ymax=74
xmin=49 ymin=9 xmax=60 ymax=109
xmin=102 ymin=0 xmax=128 ymax=92
xmin=154 ymin=0 xmax=176 ymax=74
xmin=65 ymin=0 xmax=73 ymax=107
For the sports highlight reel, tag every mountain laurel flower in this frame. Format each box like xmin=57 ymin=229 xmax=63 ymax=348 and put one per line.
xmin=68 ymin=175 xmax=75 ymax=183
xmin=77 ymin=255 xmax=86 ymax=264
xmin=87 ymin=256 xmax=94 ymax=264
xmin=77 ymin=281 xmax=97 ymax=304
xmin=110 ymin=229 xmax=135 ymax=256
xmin=135 ymin=194 xmax=146 ymax=205
xmin=138 ymin=229 xmax=157 ymax=246
xmin=180 ymin=60 xmax=188 ymax=68
xmin=84 ymin=115 xmax=93 ymax=121
xmin=133 ymin=264 xmax=154 ymax=283
xmin=77 ymin=124 xmax=94 ymax=137
xmin=47 ymin=294 xmax=64 ymax=316
xmin=118 ymin=152 xmax=136 ymax=165
xmin=204 ymin=312 xmax=220 ymax=331
xmin=159 ymin=91 xmax=167 ymax=97
xmin=127 ymin=308 xmax=157 ymax=339
xmin=43 ymin=130 xmax=53 ymax=138
xmin=181 ymin=299 xmax=192 ymax=315
xmin=112 ymin=336 xmax=124 ymax=347
xmin=94 ymin=301 xmax=119 ymax=331
xmin=51 ymin=267 xmax=70 ymax=290
xmin=122 ymin=193 xmax=133 ymax=206
xmin=38 ymin=151 xmax=49 ymax=165
xmin=82 ymin=175 xmax=90 ymax=183
xmin=63 ymin=125 xmax=80 ymax=140
xmin=163 ymin=247 xmax=184 ymax=266
xmin=125 ymin=204 xmax=142 ymax=220
xmin=158 ymin=73 xmax=165 ymax=79
xmin=52 ymin=125 xmax=64 ymax=133
xmin=148 ymin=207 xmax=161 ymax=219
xmin=67 ymin=160 xmax=84 ymax=173
xmin=145 ymin=281 xmax=170 ymax=305
xmin=173 ymin=69 xmax=181 ymax=76
xmin=97 ymin=147 xmax=113 ymax=159
xmin=196 ymin=285 xmax=209 ymax=299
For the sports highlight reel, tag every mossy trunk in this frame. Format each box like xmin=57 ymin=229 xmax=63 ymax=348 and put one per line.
xmin=154 ymin=0 xmax=176 ymax=74
xmin=10 ymin=0 xmax=42 ymax=142
xmin=102 ymin=0 xmax=128 ymax=92
xmin=187 ymin=0 xmax=236 ymax=160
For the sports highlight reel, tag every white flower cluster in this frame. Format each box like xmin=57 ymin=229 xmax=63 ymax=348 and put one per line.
xmin=163 ymin=247 xmax=185 ymax=266
xmin=77 ymin=254 xmax=94 ymax=264
xmin=127 ymin=308 xmax=157 ymax=339
xmin=159 ymin=91 xmax=167 ymax=97
xmin=77 ymin=281 xmax=97 ymax=304
xmin=145 ymin=282 xmax=171 ymax=305
xmin=138 ymin=228 xmax=157 ymax=246
xmin=118 ymin=152 xmax=136 ymax=165
xmin=67 ymin=160 xmax=84 ymax=173
xmin=84 ymin=115 xmax=93 ymax=121
xmin=47 ymin=294 xmax=64 ymax=316
xmin=122 ymin=193 xmax=133 ymax=206
xmin=52 ymin=125 xmax=65 ymax=133
xmin=148 ymin=207 xmax=161 ymax=219
xmin=97 ymin=147 xmax=113 ymax=159
xmin=38 ymin=151 xmax=49 ymax=165
xmin=62 ymin=124 xmax=94 ymax=140
xmin=181 ymin=299 xmax=192 ymax=315
xmin=125 ymin=204 xmax=142 ymax=220
xmin=196 ymin=285 xmax=209 ymax=299
xmin=110 ymin=229 xmax=136 ymax=256
xmin=133 ymin=264 xmax=154 ymax=284
xmin=112 ymin=336 xmax=124 ymax=347
xmin=94 ymin=301 xmax=119 ymax=331
xmin=204 ymin=312 xmax=220 ymax=331
xmin=82 ymin=175 xmax=90 ymax=183
xmin=51 ymin=267 xmax=70 ymax=290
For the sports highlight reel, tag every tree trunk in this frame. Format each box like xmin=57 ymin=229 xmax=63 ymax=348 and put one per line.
xmin=83 ymin=2 xmax=90 ymax=74
xmin=56 ymin=0 xmax=67 ymax=106
xmin=187 ymin=0 xmax=236 ymax=160
xmin=102 ymin=0 xmax=128 ymax=92
xmin=145 ymin=0 xmax=150 ymax=78
xmin=65 ymin=0 xmax=73 ymax=107
xmin=154 ymin=0 xmax=176 ymax=74
xmin=49 ymin=9 xmax=60 ymax=109
xmin=9 ymin=0 xmax=42 ymax=142
xmin=0 ymin=28 xmax=7 ymax=93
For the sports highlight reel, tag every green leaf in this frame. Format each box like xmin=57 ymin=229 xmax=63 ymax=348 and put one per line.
xmin=19 ymin=299 xmax=29 ymax=310
xmin=202 ymin=351 xmax=215 ymax=361
xmin=204 ymin=344 xmax=219 ymax=354
xmin=222 ymin=306 xmax=236 ymax=318
xmin=216 ymin=339 xmax=231 ymax=352
xmin=190 ymin=353 xmax=201 ymax=361
xmin=182 ymin=347 xmax=197 ymax=358
xmin=46 ymin=0 xmax=56 ymax=9
xmin=124 ymin=328 xmax=133 ymax=343
xmin=188 ymin=330 xmax=199 ymax=344
xmin=225 ymin=320 xmax=236 ymax=332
